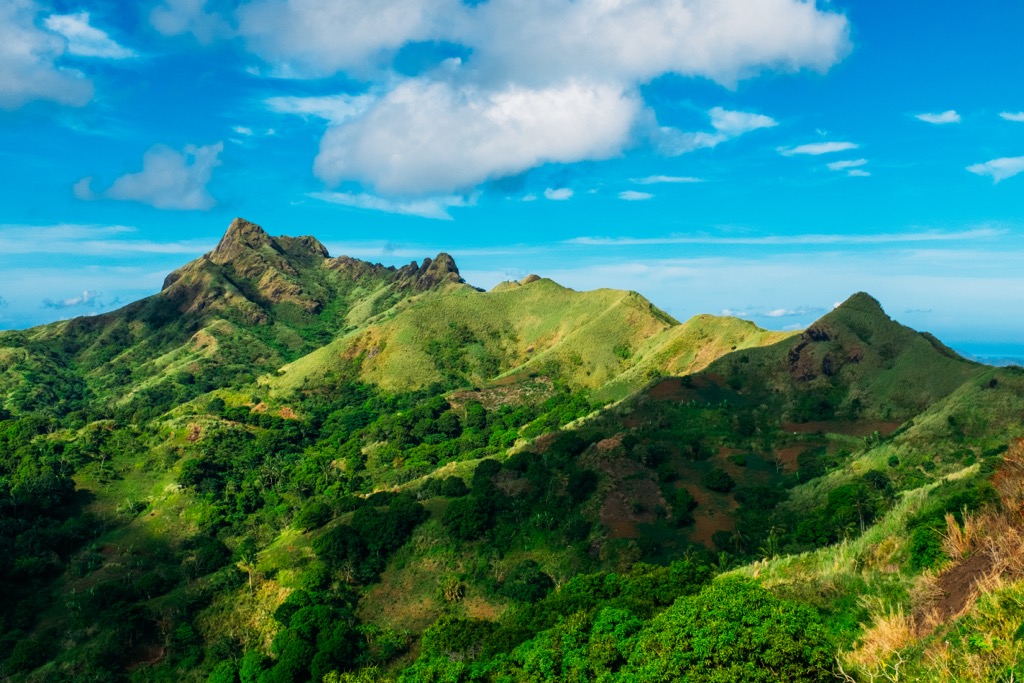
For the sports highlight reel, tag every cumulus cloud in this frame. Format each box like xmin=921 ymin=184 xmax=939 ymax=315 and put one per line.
xmin=1000 ymin=112 xmax=1024 ymax=122
xmin=314 ymin=79 xmax=639 ymax=195
xmin=43 ymin=12 xmax=136 ymax=59
xmin=656 ymin=107 xmax=777 ymax=155
xmin=631 ymin=175 xmax=703 ymax=184
xmin=42 ymin=290 xmax=99 ymax=309
xmin=236 ymin=0 xmax=463 ymax=76
xmin=463 ymin=0 xmax=849 ymax=87
xmin=248 ymin=0 xmax=848 ymax=195
xmin=0 ymin=0 xmax=93 ymax=109
xmin=309 ymin=191 xmax=470 ymax=220
xmin=915 ymin=110 xmax=960 ymax=124
xmin=79 ymin=142 xmax=224 ymax=210
xmin=150 ymin=0 xmax=231 ymax=43
xmin=544 ymin=188 xmax=574 ymax=201
xmin=967 ymin=156 xmax=1024 ymax=183
xmin=778 ymin=141 xmax=858 ymax=156
xmin=619 ymin=190 xmax=653 ymax=201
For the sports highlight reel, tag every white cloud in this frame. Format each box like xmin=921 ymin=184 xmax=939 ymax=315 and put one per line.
xmin=1000 ymin=112 xmax=1024 ymax=122
xmin=619 ymin=190 xmax=653 ymax=201
xmin=631 ymin=175 xmax=703 ymax=185
xmin=265 ymin=93 xmax=374 ymax=122
xmin=80 ymin=142 xmax=224 ymax=210
xmin=967 ymin=156 xmax=1024 ymax=183
xmin=42 ymin=12 xmax=136 ymax=59
xmin=826 ymin=158 xmax=867 ymax=171
xmin=709 ymin=107 xmax=778 ymax=136
xmin=314 ymin=79 xmax=639 ymax=195
xmin=915 ymin=110 xmax=960 ymax=124
xmin=657 ymin=106 xmax=777 ymax=155
xmin=847 ymin=169 xmax=871 ymax=177
xmin=544 ymin=188 xmax=574 ymax=201
xmin=42 ymin=290 xmax=99 ymax=309
xmin=233 ymin=126 xmax=254 ymax=136
xmin=150 ymin=0 xmax=230 ymax=43
xmin=236 ymin=0 xmax=463 ymax=77
xmin=763 ymin=306 xmax=823 ymax=318
xmin=778 ymin=141 xmax=858 ymax=156
xmin=309 ymin=191 xmax=470 ymax=220
xmin=464 ymin=0 xmax=849 ymax=87
xmin=0 ymin=0 xmax=93 ymax=109
xmin=236 ymin=0 xmax=848 ymax=195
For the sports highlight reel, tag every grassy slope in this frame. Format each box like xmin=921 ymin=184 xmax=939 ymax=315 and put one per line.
xmin=269 ymin=278 xmax=792 ymax=401
xmin=706 ymin=292 xmax=987 ymax=422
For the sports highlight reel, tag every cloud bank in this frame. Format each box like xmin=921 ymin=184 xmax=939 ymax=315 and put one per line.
xmin=0 ymin=0 xmax=93 ymax=109
xmin=256 ymin=0 xmax=850 ymax=196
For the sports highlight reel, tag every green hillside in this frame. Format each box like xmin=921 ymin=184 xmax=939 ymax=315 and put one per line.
xmin=0 ymin=219 xmax=1021 ymax=683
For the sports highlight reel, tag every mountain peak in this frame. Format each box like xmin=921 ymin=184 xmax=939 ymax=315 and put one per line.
xmin=834 ymin=291 xmax=886 ymax=316
xmin=210 ymin=218 xmax=274 ymax=265
xmin=395 ymin=252 xmax=465 ymax=291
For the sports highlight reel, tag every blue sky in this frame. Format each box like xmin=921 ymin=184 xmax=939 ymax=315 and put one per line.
xmin=1 ymin=0 xmax=1022 ymax=359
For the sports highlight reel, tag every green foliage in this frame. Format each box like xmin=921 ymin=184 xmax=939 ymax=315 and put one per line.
xmin=499 ymin=560 xmax=555 ymax=603
xmin=294 ymin=499 xmax=333 ymax=531
xmin=703 ymin=467 xmax=736 ymax=493
xmin=442 ymin=496 xmax=494 ymax=541
xmin=619 ymin=578 xmax=834 ymax=682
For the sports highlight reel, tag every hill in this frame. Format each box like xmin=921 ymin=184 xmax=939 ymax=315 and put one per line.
xmin=0 ymin=217 xmax=1021 ymax=683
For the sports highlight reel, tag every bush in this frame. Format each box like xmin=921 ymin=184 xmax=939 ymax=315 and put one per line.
xmin=703 ymin=468 xmax=736 ymax=493
xmin=621 ymin=578 xmax=834 ymax=682
xmin=439 ymin=476 xmax=469 ymax=498
xmin=441 ymin=496 xmax=493 ymax=541
xmin=500 ymin=560 xmax=554 ymax=603
xmin=294 ymin=499 xmax=332 ymax=531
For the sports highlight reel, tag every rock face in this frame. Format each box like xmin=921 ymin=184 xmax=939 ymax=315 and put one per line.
xmin=162 ymin=217 xmax=467 ymax=322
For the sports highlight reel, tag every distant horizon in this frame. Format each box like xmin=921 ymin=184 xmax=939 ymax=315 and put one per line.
xmin=1 ymin=1 xmax=1022 ymax=355
xmin=2 ymin=216 xmax=1021 ymax=365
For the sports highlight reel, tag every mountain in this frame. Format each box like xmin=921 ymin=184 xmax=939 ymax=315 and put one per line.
xmin=0 ymin=217 xmax=1021 ymax=683
xmin=0 ymin=218 xmax=790 ymax=417
xmin=0 ymin=218 xmax=472 ymax=418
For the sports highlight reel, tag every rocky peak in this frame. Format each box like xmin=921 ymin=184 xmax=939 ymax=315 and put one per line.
xmin=395 ymin=253 xmax=465 ymax=291
xmin=210 ymin=218 xmax=276 ymax=266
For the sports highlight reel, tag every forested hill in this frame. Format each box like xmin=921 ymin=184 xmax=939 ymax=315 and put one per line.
xmin=0 ymin=218 xmax=1022 ymax=682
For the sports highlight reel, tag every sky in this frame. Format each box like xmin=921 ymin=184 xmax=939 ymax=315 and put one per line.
xmin=1 ymin=0 xmax=1022 ymax=360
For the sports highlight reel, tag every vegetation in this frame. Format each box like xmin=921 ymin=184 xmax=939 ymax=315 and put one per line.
xmin=0 ymin=220 xmax=1021 ymax=683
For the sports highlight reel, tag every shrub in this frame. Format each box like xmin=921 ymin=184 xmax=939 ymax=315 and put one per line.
xmin=441 ymin=496 xmax=493 ymax=541
xmin=294 ymin=499 xmax=332 ymax=531
xmin=703 ymin=468 xmax=736 ymax=493
xmin=621 ymin=578 xmax=834 ymax=682
xmin=500 ymin=560 xmax=554 ymax=603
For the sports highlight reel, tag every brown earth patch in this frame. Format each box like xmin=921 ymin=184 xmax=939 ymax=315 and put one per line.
xmin=186 ymin=423 xmax=202 ymax=443
xmin=600 ymin=492 xmax=640 ymax=539
xmin=684 ymin=484 xmax=738 ymax=548
xmin=933 ymin=551 xmax=993 ymax=621
xmin=278 ymin=406 xmax=298 ymax=420
xmin=772 ymin=445 xmax=806 ymax=472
